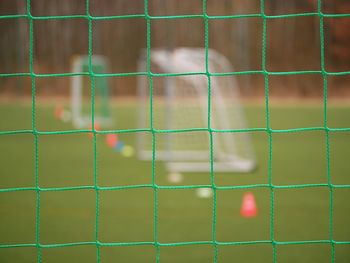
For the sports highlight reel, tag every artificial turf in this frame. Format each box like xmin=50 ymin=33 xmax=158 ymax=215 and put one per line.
xmin=0 ymin=101 xmax=349 ymax=262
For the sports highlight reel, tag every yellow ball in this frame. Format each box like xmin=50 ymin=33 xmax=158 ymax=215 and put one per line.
xmin=122 ymin=145 xmax=134 ymax=158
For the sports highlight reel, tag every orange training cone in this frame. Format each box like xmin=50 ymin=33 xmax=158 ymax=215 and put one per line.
xmin=54 ymin=106 xmax=64 ymax=119
xmin=105 ymin=133 xmax=118 ymax=148
xmin=240 ymin=192 xmax=258 ymax=218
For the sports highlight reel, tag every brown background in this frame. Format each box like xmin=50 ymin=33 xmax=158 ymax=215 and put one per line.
xmin=0 ymin=0 xmax=349 ymax=98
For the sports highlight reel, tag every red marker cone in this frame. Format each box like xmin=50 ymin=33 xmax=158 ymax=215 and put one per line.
xmin=54 ymin=106 xmax=64 ymax=119
xmin=105 ymin=133 xmax=118 ymax=148
xmin=240 ymin=192 xmax=258 ymax=218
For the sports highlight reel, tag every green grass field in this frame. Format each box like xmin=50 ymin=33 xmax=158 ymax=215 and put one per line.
xmin=0 ymin=101 xmax=349 ymax=262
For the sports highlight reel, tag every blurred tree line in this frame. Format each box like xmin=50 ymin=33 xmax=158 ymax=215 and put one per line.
xmin=0 ymin=0 xmax=349 ymax=98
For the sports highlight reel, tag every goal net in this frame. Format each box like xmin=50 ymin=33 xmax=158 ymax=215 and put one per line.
xmin=71 ymin=55 xmax=111 ymax=128
xmin=137 ymin=48 xmax=256 ymax=173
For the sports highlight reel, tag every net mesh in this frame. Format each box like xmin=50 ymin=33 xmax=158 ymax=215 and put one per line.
xmin=0 ymin=0 xmax=350 ymax=262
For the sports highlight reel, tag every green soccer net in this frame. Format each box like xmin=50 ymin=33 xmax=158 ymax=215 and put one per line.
xmin=0 ymin=1 xmax=349 ymax=263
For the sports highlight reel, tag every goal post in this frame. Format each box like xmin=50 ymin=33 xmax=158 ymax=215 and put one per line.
xmin=137 ymin=48 xmax=256 ymax=173
xmin=71 ymin=55 xmax=112 ymax=128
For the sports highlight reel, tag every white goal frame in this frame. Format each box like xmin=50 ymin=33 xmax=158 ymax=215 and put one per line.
xmin=137 ymin=48 xmax=256 ymax=173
